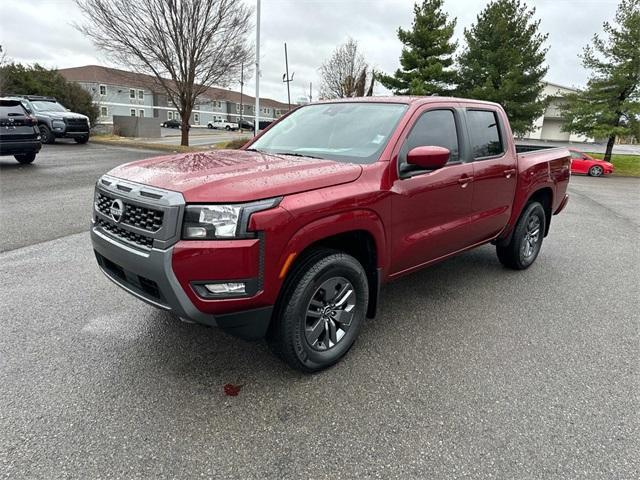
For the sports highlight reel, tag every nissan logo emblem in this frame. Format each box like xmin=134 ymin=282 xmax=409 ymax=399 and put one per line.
xmin=110 ymin=199 xmax=125 ymax=223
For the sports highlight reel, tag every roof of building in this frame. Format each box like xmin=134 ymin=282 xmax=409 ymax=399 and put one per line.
xmin=58 ymin=65 xmax=290 ymax=110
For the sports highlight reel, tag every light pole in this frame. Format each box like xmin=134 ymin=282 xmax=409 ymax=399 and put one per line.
xmin=282 ymin=42 xmax=294 ymax=111
xmin=254 ymin=0 xmax=260 ymax=136
xmin=239 ymin=61 xmax=244 ymax=131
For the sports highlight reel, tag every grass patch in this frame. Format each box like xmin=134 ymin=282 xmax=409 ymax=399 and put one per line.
xmin=587 ymin=152 xmax=640 ymax=177
xmin=90 ymin=135 xmax=205 ymax=153
xmin=215 ymin=137 xmax=252 ymax=149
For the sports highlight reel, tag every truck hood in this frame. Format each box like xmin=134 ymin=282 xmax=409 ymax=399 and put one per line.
xmin=38 ymin=110 xmax=88 ymax=121
xmin=108 ymin=150 xmax=363 ymax=203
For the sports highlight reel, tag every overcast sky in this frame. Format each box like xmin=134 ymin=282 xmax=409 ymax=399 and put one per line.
xmin=0 ymin=0 xmax=621 ymax=103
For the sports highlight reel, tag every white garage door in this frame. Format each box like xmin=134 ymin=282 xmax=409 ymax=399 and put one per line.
xmin=540 ymin=119 xmax=570 ymax=141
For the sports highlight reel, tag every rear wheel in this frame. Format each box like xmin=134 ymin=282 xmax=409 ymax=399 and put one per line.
xmin=496 ymin=202 xmax=546 ymax=270
xmin=14 ymin=152 xmax=36 ymax=164
xmin=589 ymin=165 xmax=604 ymax=177
xmin=225 ymin=125 xmax=231 ymax=131
xmin=268 ymin=249 xmax=369 ymax=373
xmin=74 ymin=135 xmax=89 ymax=144
xmin=39 ymin=124 xmax=55 ymax=144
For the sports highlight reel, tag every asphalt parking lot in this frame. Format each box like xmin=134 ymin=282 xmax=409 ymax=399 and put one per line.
xmin=1 ymin=143 xmax=638 ymax=479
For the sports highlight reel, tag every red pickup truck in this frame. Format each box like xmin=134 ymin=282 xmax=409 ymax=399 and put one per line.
xmin=91 ymin=97 xmax=570 ymax=372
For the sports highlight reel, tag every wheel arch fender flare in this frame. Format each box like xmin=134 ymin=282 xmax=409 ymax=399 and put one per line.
xmin=276 ymin=209 xmax=388 ymax=318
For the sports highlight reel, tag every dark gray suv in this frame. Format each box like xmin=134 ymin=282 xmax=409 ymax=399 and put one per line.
xmin=9 ymin=95 xmax=90 ymax=144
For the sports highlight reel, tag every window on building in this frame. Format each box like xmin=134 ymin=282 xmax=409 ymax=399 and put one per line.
xmin=168 ymin=111 xmax=173 ymax=120
xmin=100 ymin=106 xmax=108 ymax=117
xmin=99 ymin=85 xmax=107 ymax=96
xmin=129 ymin=89 xmax=136 ymax=99
xmin=139 ymin=109 xmax=145 ymax=117
xmin=400 ymin=109 xmax=459 ymax=167
xmin=130 ymin=109 xmax=136 ymax=116
xmin=467 ymin=110 xmax=504 ymax=159
xmin=138 ymin=90 xmax=144 ymax=100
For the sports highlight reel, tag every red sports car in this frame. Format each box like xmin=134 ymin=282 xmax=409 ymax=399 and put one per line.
xmin=570 ymin=149 xmax=614 ymax=177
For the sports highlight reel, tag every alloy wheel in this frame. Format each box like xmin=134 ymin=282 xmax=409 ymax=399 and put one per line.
xmin=305 ymin=277 xmax=356 ymax=351
xmin=590 ymin=165 xmax=603 ymax=176
xmin=521 ymin=214 xmax=541 ymax=259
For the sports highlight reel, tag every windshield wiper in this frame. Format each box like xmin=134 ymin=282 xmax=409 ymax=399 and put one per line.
xmin=272 ymin=152 xmax=325 ymax=160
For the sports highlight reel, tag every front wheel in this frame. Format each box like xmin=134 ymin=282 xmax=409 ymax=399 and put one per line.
xmin=14 ymin=152 xmax=36 ymax=164
xmin=39 ymin=124 xmax=55 ymax=144
xmin=496 ymin=202 xmax=546 ymax=270
xmin=268 ymin=249 xmax=369 ymax=372
xmin=589 ymin=165 xmax=604 ymax=177
xmin=225 ymin=125 xmax=231 ymax=131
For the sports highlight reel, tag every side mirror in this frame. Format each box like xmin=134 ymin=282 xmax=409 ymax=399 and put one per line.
xmin=407 ymin=146 xmax=450 ymax=170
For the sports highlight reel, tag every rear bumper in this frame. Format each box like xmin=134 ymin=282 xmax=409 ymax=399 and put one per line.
xmin=91 ymin=227 xmax=273 ymax=339
xmin=0 ymin=139 xmax=41 ymax=155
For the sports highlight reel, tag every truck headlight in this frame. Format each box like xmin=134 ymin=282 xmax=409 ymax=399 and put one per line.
xmin=182 ymin=197 xmax=281 ymax=240
xmin=52 ymin=119 xmax=65 ymax=129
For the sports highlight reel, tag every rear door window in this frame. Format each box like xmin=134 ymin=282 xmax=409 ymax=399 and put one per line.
xmin=467 ymin=110 xmax=504 ymax=159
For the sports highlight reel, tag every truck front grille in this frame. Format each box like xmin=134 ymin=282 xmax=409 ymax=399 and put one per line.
xmin=64 ymin=117 xmax=89 ymax=131
xmin=96 ymin=218 xmax=153 ymax=249
xmin=96 ymin=193 xmax=164 ymax=232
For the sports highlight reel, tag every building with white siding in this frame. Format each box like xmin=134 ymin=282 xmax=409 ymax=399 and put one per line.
xmin=58 ymin=65 xmax=290 ymax=126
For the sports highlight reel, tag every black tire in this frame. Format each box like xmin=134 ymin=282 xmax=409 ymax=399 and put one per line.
xmin=207 ymin=124 xmax=213 ymax=129
xmin=496 ymin=201 xmax=546 ymax=270
xmin=268 ymin=248 xmax=369 ymax=373
xmin=589 ymin=165 xmax=604 ymax=177
xmin=225 ymin=125 xmax=231 ymax=131
xmin=39 ymin=124 xmax=55 ymax=144
xmin=74 ymin=135 xmax=89 ymax=144
xmin=14 ymin=152 xmax=36 ymax=164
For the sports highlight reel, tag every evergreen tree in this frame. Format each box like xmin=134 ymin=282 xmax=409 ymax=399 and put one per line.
xmin=456 ymin=0 xmax=548 ymax=137
xmin=560 ymin=0 xmax=640 ymax=162
xmin=378 ymin=0 xmax=458 ymax=96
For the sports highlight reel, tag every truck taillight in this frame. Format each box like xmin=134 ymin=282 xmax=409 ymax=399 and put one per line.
xmin=25 ymin=116 xmax=37 ymax=126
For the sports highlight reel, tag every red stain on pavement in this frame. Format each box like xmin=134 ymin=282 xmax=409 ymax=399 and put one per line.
xmin=223 ymin=383 xmax=243 ymax=396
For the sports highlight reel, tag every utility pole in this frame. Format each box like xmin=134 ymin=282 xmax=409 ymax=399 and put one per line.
xmin=309 ymin=82 xmax=312 ymax=103
xmin=254 ymin=0 xmax=260 ymax=136
xmin=239 ymin=62 xmax=244 ymax=131
xmin=282 ymin=42 xmax=294 ymax=111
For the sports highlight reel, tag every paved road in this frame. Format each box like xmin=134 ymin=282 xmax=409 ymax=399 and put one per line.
xmin=1 ymin=145 xmax=638 ymax=479
xmin=157 ymin=127 xmax=252 ymax=146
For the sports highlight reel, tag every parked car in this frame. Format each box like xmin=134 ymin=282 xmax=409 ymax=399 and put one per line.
xmin=237 ymin=119 xmax=254 ymax=130
xmin=570 ymin=149 xmax=614 ymax=176
xmin=7 ymin=95 xmax=90 ymax=144
xmin=162 ymin=119 xmax=181 ymax=129
xmin=207 ymin=120 xmax=237 ymax=130
xmin=91 ymin=97 xmax=570 ymax=372
xmin=0 ymin=98 xmax=41 ymax=164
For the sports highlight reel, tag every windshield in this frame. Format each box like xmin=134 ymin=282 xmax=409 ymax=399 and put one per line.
xmin=250 ymin=102 xmax=408 ymax=164
xmin=30 ymin=100 xmax=67 ymax=112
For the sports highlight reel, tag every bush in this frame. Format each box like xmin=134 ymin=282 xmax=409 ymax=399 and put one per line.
xmin=0 ymin=63 xmax=99 ymax=125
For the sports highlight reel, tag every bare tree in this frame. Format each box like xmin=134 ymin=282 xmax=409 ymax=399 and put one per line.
xmin=0 ymin=45 xmax=9 ymax=95
xmin=75 ymin=0 xmax=252 ymax=146
xmin=319 ymin=38 xmax=375 ymax=99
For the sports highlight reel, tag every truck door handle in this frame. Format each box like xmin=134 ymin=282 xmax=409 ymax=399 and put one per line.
xmin=458 ymin=176 xmax=473 ymax=188
xmin=503 ymin=168 xmax=516 ymax=178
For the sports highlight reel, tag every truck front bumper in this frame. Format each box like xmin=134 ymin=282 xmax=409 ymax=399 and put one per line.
xmin=91 ymin=227 xmax=273 ymax=340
